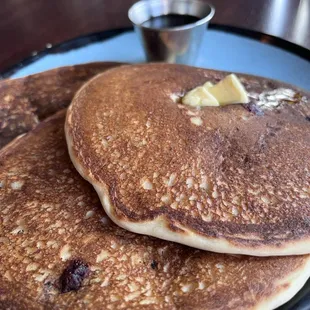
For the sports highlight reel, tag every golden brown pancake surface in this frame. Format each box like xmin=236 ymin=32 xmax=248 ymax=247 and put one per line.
xmin=1 ymin=110 xmax=310 ymax=309
xmin=66 ymin=63 xmax=310 ymax=256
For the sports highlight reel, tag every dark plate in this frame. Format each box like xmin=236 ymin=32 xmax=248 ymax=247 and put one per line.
xmin=1 ymin=25 xmax=309 ymax=79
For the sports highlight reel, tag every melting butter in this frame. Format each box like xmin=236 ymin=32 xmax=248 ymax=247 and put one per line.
xmin=182 ymin=74 xmax=249 ymax=107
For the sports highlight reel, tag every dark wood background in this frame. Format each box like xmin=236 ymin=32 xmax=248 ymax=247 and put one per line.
xmin=0 ymin=0 xmax=309 ymax=72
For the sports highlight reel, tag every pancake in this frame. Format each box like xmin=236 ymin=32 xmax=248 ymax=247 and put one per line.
xmin=65 ymin=63 xmax=310 ymax=256
xmin=0 ymin=62 xmax=122 ymax=148
xmin=1 ymin=110 xmax=310 ymax=309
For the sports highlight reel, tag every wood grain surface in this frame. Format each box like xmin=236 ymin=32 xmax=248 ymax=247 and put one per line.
xmin=0 ymin=0 xmax=309 ymax=72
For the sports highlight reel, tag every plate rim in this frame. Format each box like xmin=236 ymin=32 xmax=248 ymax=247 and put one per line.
xmin=0 ymin=24 xmax=309 ymax=79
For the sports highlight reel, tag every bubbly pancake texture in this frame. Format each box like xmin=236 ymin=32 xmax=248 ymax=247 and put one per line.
xmin=66 ymin=63 xmax=310 ymax=256
xmin=1 ymin=110 xmax=310 ymax=309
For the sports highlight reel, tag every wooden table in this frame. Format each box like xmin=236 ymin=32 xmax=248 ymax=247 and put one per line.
xmin=0 ymin=0 xmax=309 ymax=72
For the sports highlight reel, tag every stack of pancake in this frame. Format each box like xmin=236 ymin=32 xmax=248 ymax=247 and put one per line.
xmin=0 ymin=62 xmax=310 ymax=309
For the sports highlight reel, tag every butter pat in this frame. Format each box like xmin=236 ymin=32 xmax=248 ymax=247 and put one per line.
xmin=208 ymin=74 xmax=249 ymax=105
xmin=182 ymin=74 xmax=249 ymax=107
xmin=182 ymin=86 xmax=219 ymax=107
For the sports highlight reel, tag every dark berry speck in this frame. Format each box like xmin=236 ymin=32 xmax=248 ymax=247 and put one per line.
xmin=151 ymin=260 xmax=158 ymax=270
xmin=59 ymin=259 xmax=90 ymax=293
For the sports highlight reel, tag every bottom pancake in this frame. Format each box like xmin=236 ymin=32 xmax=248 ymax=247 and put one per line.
xmin=0 ymin=62 xmax=123 ymax=149
xmin=0 ymin=110 xmax=310 ymax=310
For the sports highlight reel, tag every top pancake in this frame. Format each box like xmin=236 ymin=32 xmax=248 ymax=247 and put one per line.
xmin=0 ymin=62 xmax=122 ymax=148
xmin=66 ymin=63 xmax=310 ymax=256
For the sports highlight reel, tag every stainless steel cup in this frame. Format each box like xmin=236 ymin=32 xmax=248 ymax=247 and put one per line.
xmin=128 ymin=0 xmax=215 ymax=65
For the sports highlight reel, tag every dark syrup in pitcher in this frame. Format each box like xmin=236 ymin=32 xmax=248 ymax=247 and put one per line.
xmin=141 ymin=14 xmax=200 ymax=28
